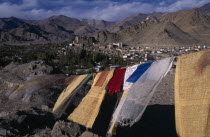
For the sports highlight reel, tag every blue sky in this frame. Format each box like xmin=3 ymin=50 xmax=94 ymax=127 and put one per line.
xmin=0 ymin=0 xmax=209 ymax=21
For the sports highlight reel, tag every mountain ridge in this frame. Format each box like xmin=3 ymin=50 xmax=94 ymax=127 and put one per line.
xmin=94 ymin=9 xmax=209 ymax=47
xmin=108 ymin=12 xmax=163 ymax=32
xmin=200 ymin=2 xmax=210 ymax=13
xmin=0 ymin=3 xmax=210 ymax=47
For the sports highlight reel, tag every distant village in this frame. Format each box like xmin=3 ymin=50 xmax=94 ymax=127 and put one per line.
xmin=1 ymin=35 xmax=210 ymax=75
xmin=69 ymin=36 xmax=209 ymax=59
xmin=56 ymin=36 xmax=210 ymax=74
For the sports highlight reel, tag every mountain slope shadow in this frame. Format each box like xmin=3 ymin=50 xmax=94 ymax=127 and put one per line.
xmin=115 ymin=105 xmax=178 ymax=137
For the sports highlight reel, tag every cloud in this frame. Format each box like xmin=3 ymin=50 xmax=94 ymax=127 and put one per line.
xmin=0 ymin=0 xmax=42 ymax=19
xmin=0 ymin=0 xmax=155 ymax=21
xmin=159 ymin=1 xmax=166 ymax=6
xmin=156 ymin=0 xmax=210 ymax=12
xmin=0 ymin=0 xmax=209 ymax=21
xmin=81 ymin=2 xmax=154 ymax=21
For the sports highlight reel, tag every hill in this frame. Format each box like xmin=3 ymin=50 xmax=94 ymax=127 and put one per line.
xmin=81 ymin=19 xmax=115 ymax=30
xmin=159 ymin=8 xmax=210 ymax=44
xmin=0 ymin=15 xmax=98 ymax=44
xmin=200 ymin=2 xmax=210 ymax=13
xmin=0 ymin=5 xmax=210 ymax=47
xmin=108 ymin=12 xmax=163 ymax=32
xmin=35 ymin=15 xmax=97 ymax=36
xmin=95 ymin=9 xmax=210 ymax=47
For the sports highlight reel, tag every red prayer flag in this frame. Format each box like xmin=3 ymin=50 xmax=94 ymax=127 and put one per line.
xmin=95 ymin=71 xmax=110 ymax=87
xmin=107 ymin=68 xmax=126 ymax=95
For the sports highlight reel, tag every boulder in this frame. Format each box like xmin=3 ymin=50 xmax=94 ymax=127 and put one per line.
xmin=51 ymin=121 xmax=80 ymax=137
xmin=0 ymin=60 xmax=53 ymax=89
xmin=80 ymin=131 xmax=99 ymax=137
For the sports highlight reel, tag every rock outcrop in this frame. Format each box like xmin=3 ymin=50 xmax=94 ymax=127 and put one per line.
xmin=0 ymin=60 xmax=53 ymax=88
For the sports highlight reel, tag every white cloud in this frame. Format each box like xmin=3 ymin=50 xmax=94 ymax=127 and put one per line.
xmin=21 ymin=0 xmax=38 ymax=8
xmin=0 ymin=0 xmax=40 ymax=18
xmin=0 ymin=0 xmax=209 ymax=21
xmin=0 ymin=0 xmax=155 ymax=21
xmin=159 ymin=1 xmax=166 ymax=6
xmin=82 ymin=2 xmax=154 ymax=21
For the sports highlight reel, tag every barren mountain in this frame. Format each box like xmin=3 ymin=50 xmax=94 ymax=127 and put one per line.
xmin=0 ymin=18 xmax=68 ymax=43
xmin=81 ymin=19 xmax=115 ymax=30
xmin=108 ymin=12 xmax=163 ymax=32
xmin=94 ymin=9 xmax=210 ymax=47
xmin=94 ymin=8 xmax=210 ymax=47
xmin=119 ymin=18 xmax=198 ymax=47
xmin=200 ymin=2 xmax=210 ymax=13
xmin=0 ymin=17 xmax=49 ymax=43
xmin=0 ymin=17 xmax=25 ymax=31
xmin=159 ymin=8 xmax=210 ymax=44
xmin=0 ymin=4 xmax=210 ymax=46
xmin=0 ymin=28 xmax=23 ymax=43
xmin=0 ymin=15 xmax=99 ymax=43
xmin=35 ymin=15 xmax=97 ymax=36
xmin=94 ymin=30 xmax=119 ymax=43
xmin=9 ymin=23 xmax=49 ymax=42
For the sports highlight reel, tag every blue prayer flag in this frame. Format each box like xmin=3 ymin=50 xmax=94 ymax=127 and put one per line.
xmin=126 ymin=62 xmax=153 ymax=83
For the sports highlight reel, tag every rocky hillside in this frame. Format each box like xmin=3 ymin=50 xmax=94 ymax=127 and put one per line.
xmin=159 ymin=8 xmax=210 ymax=44
xmin=93 ymin=30 xmax=119 ymax=44
xmin=0 ymin=61 xmax=176 ymax=137
xmin=95 ymin=9 xmax=210 ymax=47
xmin=0 ymin=3 xmax=210 ymax=46
xmin=108 ymin=12 xmax=163 ymax=32
xmin=34 ymin=15 xmax=98 ymax=36
xmin=0 ymin=28 xmax=24 ymax=43
xmin=200 ymin=2 xmax=210 ymax=13
xmin=0 ymin=16 xmax=98 ymax=44
xmin=81 ymin=19 xmax=115 ymax=30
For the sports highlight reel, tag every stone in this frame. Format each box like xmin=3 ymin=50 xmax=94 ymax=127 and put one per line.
xmin=41 ymin=105 xmax=50 ymax=112
xmin=51 ymin=121 xmax=80 ymax=137
xmin=0 ymin=112 xmax=9 ymax=117
xmin=0 ymin=128 xmax=7 ymax=136
xmin=80 ymin=131 xmax=99 ymax=137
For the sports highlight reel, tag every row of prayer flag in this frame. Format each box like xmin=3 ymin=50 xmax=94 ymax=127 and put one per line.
xmin=52 ymin=49 xmax=210 ymax=137
xmin=53 ymin=57 xmax=174 ymax=134
xmin=3 ymin=49 xmax=210 ymax=137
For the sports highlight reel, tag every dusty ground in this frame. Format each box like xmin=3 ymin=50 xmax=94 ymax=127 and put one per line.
xmin=0 ymin=61 xmax=177 ymax=137
xmin=149 ymin=69 xmax=175 ymax=105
